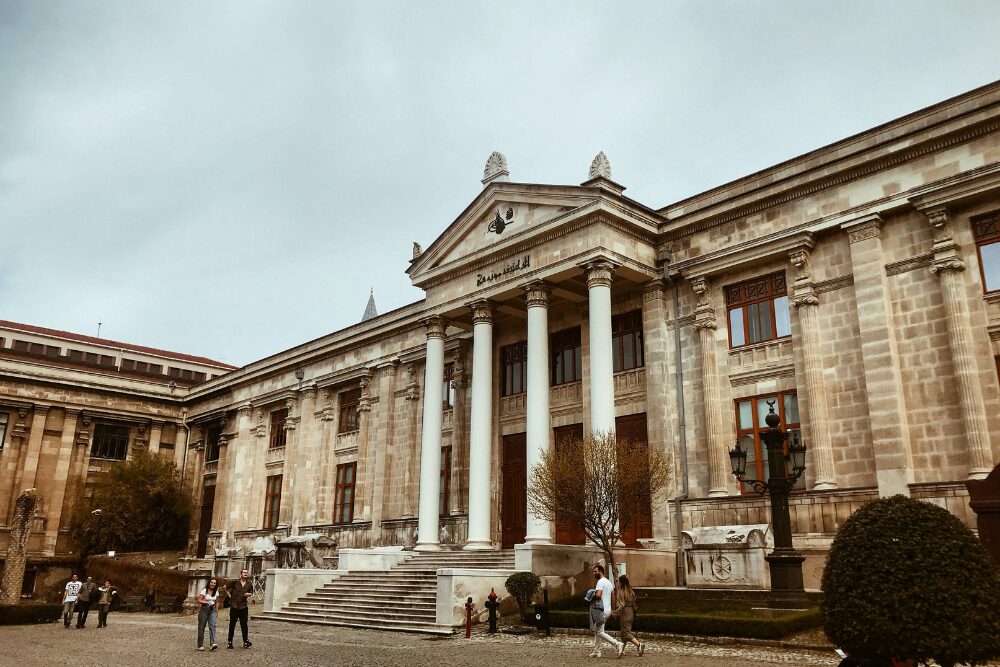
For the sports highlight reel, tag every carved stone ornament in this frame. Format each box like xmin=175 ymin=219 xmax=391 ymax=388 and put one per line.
xmin=690 ymin=276 xmax=709 ymax=296
xmin=926 ymin=206 xmax=949 ymax=230
xmin=848 ymin=222 xmax=882 ymax=244
xmin=451 ymin=345 xmax=468 ymax=389
xmin=588 ymin=151 xmax=612 ymax=180
xmin=405 ymin=363 xmax=420 ymax=401
xmin=790 ymin=293 xmax=821 ymax=308
xmin=319 ymin=389 xmax=336 ymax=421
xmin=358 ymin=374 xmax=373 ymax=413
xmin=469 ymin=299 xmax=495 ymax=325
xmin=11 ymin=408 xmax=29 ymax=441
xmin=422 ymin=315 xmax=447 ymax=340
xmin=583 ymin=261 xmax=615 ymax=289
xmin=930 ymin=257 xmax=966 ymax=274
xmin=789 ymin=249 xmax=810 ymax=272
xmin=642 ymin=280 xmax=665 ymax=302
xmin=523 ymin=281 xmax=551 ymax=308
xmin=482 ymin=151 xmax=509 ymax=184
xmin=412 ymin=242 xmax=422 ymax=259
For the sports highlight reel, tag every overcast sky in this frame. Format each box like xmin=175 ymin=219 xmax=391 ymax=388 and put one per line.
xmin=1 ymin=1 xmax=999 ymax=366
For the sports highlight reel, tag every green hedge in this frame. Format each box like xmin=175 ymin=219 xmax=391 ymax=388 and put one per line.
xmin=548 ymin=608 xmax=821 ymax=640
xmin=0 ymin=604 xmax=63 ymax=625
xmin=85 ymin=555 xmax=188 ymax=600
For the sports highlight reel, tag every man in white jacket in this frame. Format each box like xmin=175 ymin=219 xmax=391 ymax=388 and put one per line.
xmin=588 ymin=564 xmax=625 ymax=658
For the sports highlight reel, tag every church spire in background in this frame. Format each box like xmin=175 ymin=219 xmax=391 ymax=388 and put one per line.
xmin=362 ymin=288 xmax=378 ymax=322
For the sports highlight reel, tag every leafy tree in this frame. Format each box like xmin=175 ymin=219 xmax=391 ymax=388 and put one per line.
xmin=69 ymin=450 xmax=193 ymax=556
xmin=822 ymin=495 xmax=1000 ymax=667
xmin=527 ymin=430 xmax=670 ymax=580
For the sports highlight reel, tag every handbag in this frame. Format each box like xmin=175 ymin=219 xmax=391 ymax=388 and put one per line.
xmin=223 ymin=595 xmax=231 ymax=609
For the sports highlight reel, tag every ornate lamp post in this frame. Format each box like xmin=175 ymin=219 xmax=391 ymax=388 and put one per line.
xmin=728 ymin=401 xmax=808 ymax=608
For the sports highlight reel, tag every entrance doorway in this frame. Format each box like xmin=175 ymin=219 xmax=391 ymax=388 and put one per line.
xmin=617 ymin=413 xmax=652 ymax=547
xmin=197 ymin=484 xmax=216 ymax=558
xmin=554 ymin=424 xmax=586 ymax=545
xmin=501 ymin=433 xmax=527 ymax=549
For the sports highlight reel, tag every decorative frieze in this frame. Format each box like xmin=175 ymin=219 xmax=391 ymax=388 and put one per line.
xmin=885 ymin=254 xmax=933 ymax=277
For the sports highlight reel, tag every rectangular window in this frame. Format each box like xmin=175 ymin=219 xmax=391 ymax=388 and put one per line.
xmin=440 ymin=446 xmax=452 ymax=516
xmin=501 ymin=341 xmax=527 ymax=397
xmin=338 ymin=388 xmax=361 ymax=434
xmin=734 ymin=391 xmax=804 ymax=494
xmin=725 ymin=272 xmax=790 ymax=348
xmin=90 ymin=423 xmax=130 ymax=461
xmin=442 ymin=363 xmax=456 ymax=409
xmin=334 ymin=463 xmax=356 ymax=523
xmin=0 ymin=411 xmax=8 ymax=451
xmin=204 ymin=424 xmax=222 ymax=463
xmin=263 ymin=475 xmax=282 ymax=529
xmin=269 ymin=408 xmax=288 ymax=449
xmin=550 ymin=327 xmax=582 ymax=386
xmin=972 ymin=211 xmax=1000 ymax=293
xmin=612 ymin=309 xmax=645 ymax=373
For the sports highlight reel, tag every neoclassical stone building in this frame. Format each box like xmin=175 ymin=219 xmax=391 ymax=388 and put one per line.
xmin=3 ymin=80 xmax=1000 ymax=597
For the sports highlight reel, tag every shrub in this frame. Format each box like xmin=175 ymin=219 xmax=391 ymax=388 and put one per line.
xmin=505 ymin=571 xmax=542 ymax=620
xmin=548 ymin=608 xmax=820 ymax=639
xmin=0 ymin=604 xmax=63 ymax=625
xmin=85 ymin=555 xmax=188 ymax=602
xmin=821 ymin=495 xmax=1000 ymax=667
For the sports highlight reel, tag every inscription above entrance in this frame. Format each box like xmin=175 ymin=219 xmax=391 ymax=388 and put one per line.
xmin=476 ymin=254 xmax=531 ymax=287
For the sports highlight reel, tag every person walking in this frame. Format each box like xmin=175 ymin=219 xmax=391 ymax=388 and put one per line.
xmin=75 ymin=576 xmax=98 ymax=628
xmin=95 ymin=580 xmax=116 ymax=628
xmin=588 ymin=564 xmax=625 ymax=659
xmin=196 ymin=579 xmax=221 ymax=651
xmin=614 ymin=575 xmax=644 ymax=656
xmin=225 ymin=569 xmax=253 ymax=649
xmin=61 ymin=575 xmax=82 ymax=628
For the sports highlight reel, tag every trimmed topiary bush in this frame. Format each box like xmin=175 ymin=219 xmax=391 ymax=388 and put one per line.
xmin=0 ymin=604 xmax=63 ymax=625
xmin=822 ymin=495 xmax=1000 ymax=666
xmin=504 ymin=571 xmax=541 ymax=622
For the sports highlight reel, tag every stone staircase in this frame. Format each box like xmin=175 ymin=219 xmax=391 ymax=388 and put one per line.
xmin=259 ymin=550 xmax=515 ymax=634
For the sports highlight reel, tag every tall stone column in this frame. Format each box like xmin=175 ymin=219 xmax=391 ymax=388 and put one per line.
xmin=843 ymin=214 xmax=913 ymax=496
xmin=416 ymin=315 xmax=447 ymax=550
xmin=368 ymin=362 xmax=400 ymax=545
xmin=19 ymin=406 xmax=50 ymax=493
xmin=147 ymin=422 xmax=163 ymax=454
xmin=788 ymin=248 xmax=837 ymax=490
xmin=466 ymin=299 xmax=495 ymax=550
xmin=44 ymin=408 xmax=80 ymax=554
xmin=692 ymin=278 xmax=729 ymax=497
xmin=524 ymin=281 xmax=553 ymax=545
xmin=0 ymin=408 xmax=30 ymax=524
xmin=641 ymin=280 xmax=676 ymax=540
xmin=925 ymin=207 xmax=993 ymax=479
xmin=211 ymin=415 xmax=232 ymax=538
xmin=584 ymin=262 xmax=617 ymax=436
xmin=226 ymin=405 xmax=254 ymax=530
xmin=354 ymin=373 xmax=376 ymax=522
xmin=278 ymin=398 xmax=299 ymax=529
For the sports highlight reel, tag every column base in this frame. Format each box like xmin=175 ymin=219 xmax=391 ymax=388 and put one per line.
xmin=707 ymin=489 xmax=729 ymax=498
xmin=414 ymin=542 xmax=441 ymax=552
xmin=522 ymin=536 xmax=553 ymax=546
xmin=463 ymin=540 xmax=495 ymax=551
xmin=968 ymin=468 xmax=991 ymax=481
xmin=812 ymin=481 xmax=838 ymax=490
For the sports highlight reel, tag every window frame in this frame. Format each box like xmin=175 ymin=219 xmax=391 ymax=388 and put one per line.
xmin=440 ymin=446 xmax=452 ymax=517
xmin=90 ymin=423 xmax=131 ymax=461
xmin=611 ymin=309 xmax=645 ymax=373
xmin=971 ymin=210 xmax=1000 ymax=294
xmin=268 ymin=408 xmax=288 ymax=450
xmin=725 ymin=272 xmax=791 ymax=348
xmin=333 ymin=462 xmax=357 ymax=524
xmin=337 ymin=388 xmax=361 ymax=435
xmin=204 ymin=424 xmax=222 ymax=463
xmin=263 ymin=474 xmax=282 ymax=529
xmin=500 ymin=341 xmax=528 ymax=397
xmin=734 ymin=391 xmax=803 ymax=495
xmin=550 ymin=327 xmax=583 ymax=386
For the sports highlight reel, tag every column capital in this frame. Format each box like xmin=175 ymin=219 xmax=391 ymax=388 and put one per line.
xmin=922 ymin=205 xmax=950 ymax=230
xmin=930 ymin=257 xmax=966 ymax=274
xmin=641 ymin=279 xmax=666 ymax=302
xmin=842 ymin=213 xmax=883 ymax=243
xmin=790 ymin=293 xmax=820 ymax=308
xmin=62 ymin=407 xmax=81 ymax=418
xmin=690 ymin=275 xmax=710 ymax=296
xmin=421 ymin=315 xmax=448 ymax=339
xmin=522 ymin=280 xmax=551 ymax=308
xmin=468 ymin=299 xmax=496 ymax=324
xmin=581 ymin=260 xmax=617 ymax=289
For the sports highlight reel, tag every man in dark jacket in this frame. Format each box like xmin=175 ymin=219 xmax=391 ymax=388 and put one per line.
xmin=226 ymin=569 xmax=253 ymax=649
xmin=76 ymin=577 xmax=99 ymax=628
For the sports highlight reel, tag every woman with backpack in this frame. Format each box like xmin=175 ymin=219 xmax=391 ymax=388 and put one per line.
xmin=196 ymin=578 xmax=221 ymax=651
xmin=614 ymin=575 xmax=644 ymax=656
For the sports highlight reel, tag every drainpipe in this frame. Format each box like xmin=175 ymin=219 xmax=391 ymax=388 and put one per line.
xmin=669 ymin=272 xmax=690 ymax=587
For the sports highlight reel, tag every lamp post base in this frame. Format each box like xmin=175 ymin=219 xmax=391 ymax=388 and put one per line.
xmin=765 ymin=550 xmax=808 ymax=609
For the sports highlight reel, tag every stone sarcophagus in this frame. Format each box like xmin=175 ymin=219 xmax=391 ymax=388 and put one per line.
xmin=681 ymin=524 xmax=772 ymax=589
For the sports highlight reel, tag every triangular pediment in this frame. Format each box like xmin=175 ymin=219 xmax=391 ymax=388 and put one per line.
xmin=408 ymin=183 xmax=602 ymax=281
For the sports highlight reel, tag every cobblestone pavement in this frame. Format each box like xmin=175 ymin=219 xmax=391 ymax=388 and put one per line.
xmin=0 ymin=615 xmax=842 ymax=666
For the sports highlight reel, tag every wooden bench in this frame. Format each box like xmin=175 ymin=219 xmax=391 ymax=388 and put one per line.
xmin=120 ymin=595 xmax=146 ymax=612
xmin=152 ymin=594 xmax=180 ymax=613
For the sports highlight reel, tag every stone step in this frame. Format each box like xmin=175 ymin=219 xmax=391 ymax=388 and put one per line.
xmin=291 ymin=598 xmax=437 ymax=610
xmin=316 ymin=582 xmax=430 ymax=592
xmin=286 ymin=604 xmax=437 ymax=620
xmin=306 ymin=591 xmax=436 ymax=603
xmin=258 ymin=611 xmax=453 ymax=635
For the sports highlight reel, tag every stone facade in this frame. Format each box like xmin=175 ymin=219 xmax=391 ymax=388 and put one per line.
xmin=3 ymin=82 xmax=1000 ymax=592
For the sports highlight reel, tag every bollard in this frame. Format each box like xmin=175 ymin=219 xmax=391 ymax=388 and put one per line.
xmin=533 ymin=588 xmax=550 ymax=635
xmin=485 ymin=588 xmax=500 ymax=634
xmin=465 ymin=596 xmax=474 ymax=638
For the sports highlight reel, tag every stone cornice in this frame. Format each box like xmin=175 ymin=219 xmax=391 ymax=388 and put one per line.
xmin=672 ymin=230 xmax=815 ymax=281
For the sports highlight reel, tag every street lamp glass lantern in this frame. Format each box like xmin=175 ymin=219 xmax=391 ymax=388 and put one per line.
xmin=729 ymin=440 xmax=748 ymax=479
xmin=788 ymin=436 xmax=806 ymax=474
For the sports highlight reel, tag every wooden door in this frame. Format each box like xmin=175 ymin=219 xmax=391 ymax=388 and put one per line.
xmin=501 ymin=433 xmax=527 ymax=549
xmin=617 ymin=413 xmax=652 ymax=547
xmin=196 ymin=484 xmax=216 ymax=558
xmin=554 ymin=424 xmax=587 ymax=545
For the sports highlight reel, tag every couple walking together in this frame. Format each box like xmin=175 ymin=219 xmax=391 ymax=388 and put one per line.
xmin=588 ymin=564 xmax=645 ymax=659
xmin=196 ymin=569 xmax=254 ymax=651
